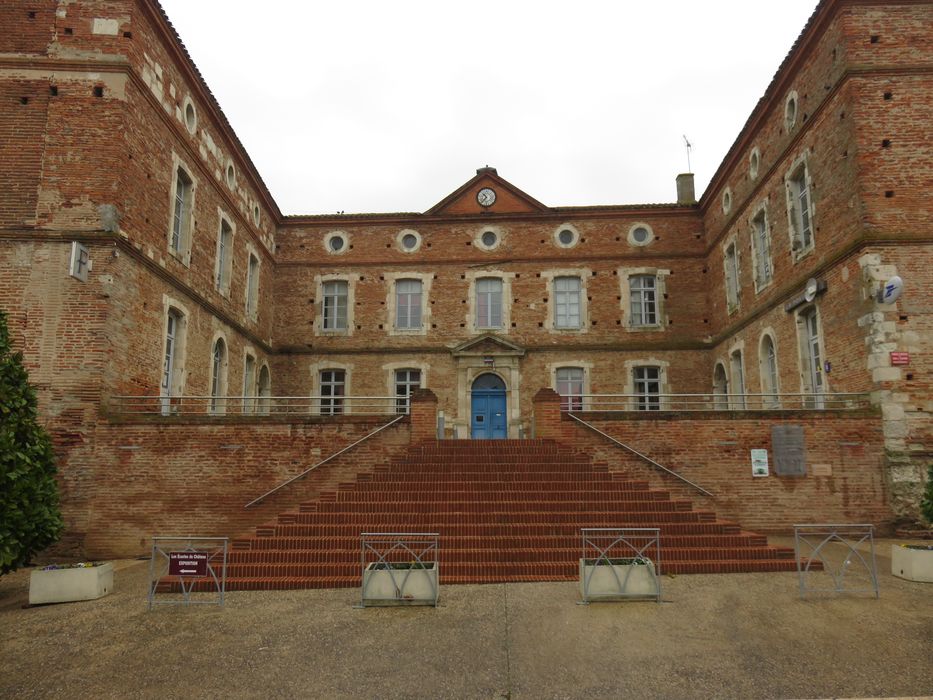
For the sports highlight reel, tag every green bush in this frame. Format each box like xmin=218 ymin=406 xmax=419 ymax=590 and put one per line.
xmin=0 ymin=310 xmax=63 ymax=574
xmin=921 ymin=464 xmax=933 ymax=526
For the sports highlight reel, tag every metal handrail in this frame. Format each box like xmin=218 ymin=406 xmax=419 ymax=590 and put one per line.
xmin=559 ymin=392 xmax=869 ymax=412
xmin=567 ymin=413 xmax=714 ymax=498
xmin=244 ymin=414 xmax=406 ymax=508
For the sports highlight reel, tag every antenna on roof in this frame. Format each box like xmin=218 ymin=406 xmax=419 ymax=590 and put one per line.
xmin=683 ymin=135 xmax=693 ymax=173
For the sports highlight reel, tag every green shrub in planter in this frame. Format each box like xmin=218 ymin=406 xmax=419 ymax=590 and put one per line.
xmin=0 ymin=310 xmax=63 ymax=575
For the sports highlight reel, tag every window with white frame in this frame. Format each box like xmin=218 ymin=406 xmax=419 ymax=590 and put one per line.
xmin=245 ymin=253 xmax=260 ymax=319
xmin=322 ymin=280 xmax=348 ymax=330
xmin=553 ymin=277 xmax=582 ymax=329
xmin=243 ymin=353 xmax=256 ymax=414
xmin=69 ymin=241 xmax=90 ymax=281
xmin=257 ymin=364 xmax=271 ymax=415
xmin=394 ymin=368 xmax=421 ymax=413
xmin=712 ymin=362 xmax=729 ymax=410
xmin=215 ymin=217 xmax=233 ymax=294
xmin=630 ymin=275 xmax=658 ymax=327
xmin=724 ymin=242 xmax=740 ymax=310
xmin=170 ymin=166 xmax=193 ymax=256
xmin=633 ymin=366 xmax=661 ymax=411
xmin=751 ymin=209 xmax=772 ymax=290
xmin=555 ymin=367 xmax=584 ymax=411
xmin=759 ymin=334 xmax=780 ymax=408
xmin=161 ymin=309 xmax=184 ymax=406
xmin=209 ymin=338 xmax=227 ymax=415
xmin=476 ymin=277 xmax=503 ymax=329
xmin=319 ymin=369 xmax=345 ymax=415
xmin=730 ymin=349 xmax=746 ymax=409
xmin=395 ymin=279 xmax=423 ymax=330
xmin=787 ymin=162 xmax=814 ymax=254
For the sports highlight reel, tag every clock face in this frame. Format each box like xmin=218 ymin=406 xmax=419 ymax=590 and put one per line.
xmin=477 ymin=187 xmax=496 ymax=207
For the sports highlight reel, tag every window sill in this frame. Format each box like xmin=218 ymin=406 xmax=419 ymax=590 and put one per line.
xmin=791 ymin=246 xmax=814 ymax=264
xmin=167 ymin=248 xmax=191 ymax=268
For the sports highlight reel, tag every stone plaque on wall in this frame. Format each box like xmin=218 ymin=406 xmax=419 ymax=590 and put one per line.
xmin=772 ymin=425 xmax=807 ymax=476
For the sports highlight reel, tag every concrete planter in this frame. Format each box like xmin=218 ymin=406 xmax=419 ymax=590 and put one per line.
xmin=579 ymin=558 xmax=659 ymax=600
xmin=891 ymin=544 xmax=933 ymax=583
xmin=361 ymin=562 xmax=438 ymax=606
xmin=29 ymin=563 xmax=114 ymax=605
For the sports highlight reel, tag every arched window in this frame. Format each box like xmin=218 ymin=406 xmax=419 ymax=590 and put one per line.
xmin=257 ymin=365 xmax=271 ymax=415
xmin=759 ymin=334 xmax=780 ymax=408
xmin=730 ymin=350 xmax=746 ymax=409
xmin=210 ymin=338 xmax=227 ymax=414
xmin=712 ymin=362 xmax=729 ymax=410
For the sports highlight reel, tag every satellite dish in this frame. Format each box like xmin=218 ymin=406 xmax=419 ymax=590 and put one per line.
xmin=879 ymin=275 xmax=904 ymax=304
xmin=803 ymin=278 xmax=819 ymax=303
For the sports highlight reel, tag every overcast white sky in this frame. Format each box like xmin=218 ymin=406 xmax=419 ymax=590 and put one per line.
xmin=158 ymin=0 xmax=821 ymax=215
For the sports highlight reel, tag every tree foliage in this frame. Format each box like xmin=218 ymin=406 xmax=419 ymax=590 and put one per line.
xmin=0 ymin=310 xmax=63 ymax=574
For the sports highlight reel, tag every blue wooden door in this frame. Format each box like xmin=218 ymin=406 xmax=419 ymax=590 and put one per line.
xmin=471 ymin=374 xmax=507 ymax=439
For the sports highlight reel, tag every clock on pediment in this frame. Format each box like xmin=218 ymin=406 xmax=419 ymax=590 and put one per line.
xmin=476 ymin=187 xmax=496 ymax=208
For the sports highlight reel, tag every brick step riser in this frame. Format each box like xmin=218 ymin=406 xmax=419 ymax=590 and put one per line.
xmin=240 ymin=534 xmax=769 ymax=551
xmin=323 ymin=490 xmax=667 ymax=502
xmin=228 ymin=547 xmax=794 ymax=565
xmin=254 ymin=522 xmax=740 ymax=537
xmin=273 ymin=512 xmax=714 ymax=527
xmin=341 ymin=481 xmax=653 ymax=493
xmin=306 ymin=501 xmax=693 ymax=515
xmin=363 ymin=474 xmax=634 ymax=484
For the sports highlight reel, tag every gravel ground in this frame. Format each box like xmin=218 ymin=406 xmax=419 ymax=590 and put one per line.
xmin=0 ymin=539 xmax=931 ymax=699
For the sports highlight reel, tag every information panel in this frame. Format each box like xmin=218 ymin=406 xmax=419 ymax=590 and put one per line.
xmin=168 ymin=551 xmax=209 ymax=577
xmin=772 ymin=425 xmax=807 ymax=476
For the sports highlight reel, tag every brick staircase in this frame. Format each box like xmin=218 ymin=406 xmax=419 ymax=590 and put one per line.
xmin=199 ymin=439 xmax=800 ymax=591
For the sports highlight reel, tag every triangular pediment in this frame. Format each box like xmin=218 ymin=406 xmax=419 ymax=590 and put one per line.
xmin=427 ymin=167 xmax=549 ymax=216
xmin=451 ymin=334 xmax=526 ymax=357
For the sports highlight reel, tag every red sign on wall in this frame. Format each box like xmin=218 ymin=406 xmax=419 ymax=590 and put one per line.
xmin=890 ymin=352 xmax=910 ymax=366
xmin=168 ymin=551 xmax=208 ymax=577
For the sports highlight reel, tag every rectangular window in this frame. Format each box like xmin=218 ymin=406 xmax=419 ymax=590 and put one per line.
xmin=630 ymin=275 xmax=658 ymax=326
xmin=633 ymin=366 xmax=661 ymax=411
xmin=322 ymin=280 xmax=348 ymax=330
xmin=476 ymin=278 xmax=503 ymax=329
xmin=724 ymin=244 xmax=739 ymax=309
xmin=245 ymin=254 xmax=260 ymax=319
xmin=215 ymin=219 xmax=233 ymax=293
xmin=320 ymin=369 xmax=345 ymax=415
xmin=789 ymin=166 xmax=813 ymax=252
xmin=556 ymin=367 xmax=584 ymax=411
xmin=752 ymin=212 xmax=772 ymax=288
xmin=69 ymin=241 xmax=90 ymax=282
xmin=160 ymin=309 xmax=183 ymax=415
xmin=394 ymin=369 xmax=421 ymax=413
xmin=395 ymin=279 xmax=423 ymax=329
xmin=171 ymin=167 xmax=192 ymax=254
xmin=554 ymin=277 xmax=581 ymax=329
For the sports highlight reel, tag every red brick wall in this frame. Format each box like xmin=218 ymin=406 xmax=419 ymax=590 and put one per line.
xmin=543 ymin=409 xmax=891 ymax=533
xmin=80 ymin=416 xmax=411 ymax=557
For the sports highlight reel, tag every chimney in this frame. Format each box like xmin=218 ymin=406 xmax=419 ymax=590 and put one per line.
xmin=676 ymin=173 xmax=696 ymax=204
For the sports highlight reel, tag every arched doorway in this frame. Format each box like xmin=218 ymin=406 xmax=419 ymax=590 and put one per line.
xmin=471 ymin=373 xmax=507 ymax=439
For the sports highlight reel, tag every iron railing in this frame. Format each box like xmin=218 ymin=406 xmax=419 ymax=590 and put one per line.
xmin=244 ymin=414 xmax=406 ymax=508
xmin=567 ymin=413 xmax=714 ymax=497
xmin=559 ymin=392 xmax=870 ymax=412
xmin=109 ymin=394 xmax=409 ymax=416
